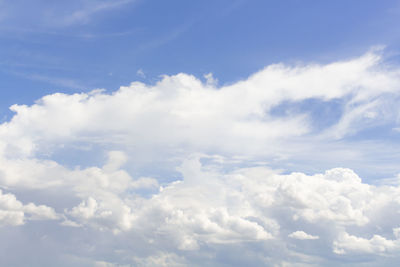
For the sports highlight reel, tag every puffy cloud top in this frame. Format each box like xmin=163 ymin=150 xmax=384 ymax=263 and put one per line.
xmin=1 ymin=51 xmax=400 ymax=266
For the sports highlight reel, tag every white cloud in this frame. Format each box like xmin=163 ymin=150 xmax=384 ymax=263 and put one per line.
xmin=333 ymin=232 xmax=400 ymax=255
xmin=67 ymin=197 xmax=99 ymax=220
xmin=136 ymin=69 xmax=146 ymax=79
xmin=0 ymin=189 xmax=58 ymax=226
xmin=1 ymin=50 xmax=400 ymax=167
xmin=1 ymin=50 xmax=400 ymax=265
xmin=2 ymin=155 xmax=400 ymax=264
xmin=204 ymin=73 xmax=218 ymax=86
xmin=289 ymin=231 xmax=319 ymax=240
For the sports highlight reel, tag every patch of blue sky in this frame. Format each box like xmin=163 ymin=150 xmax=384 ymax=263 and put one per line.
xmin=270 ymin=98 xmax=345 ymax=131
xmin=1 ymin=0 xmax=400 ymax=112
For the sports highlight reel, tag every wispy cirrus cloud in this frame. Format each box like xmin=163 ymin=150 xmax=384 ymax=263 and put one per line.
xmin=0 ymin=0 xmax=135 ymax=29
xmin=57 ymin=0 xmax=135 ymax=27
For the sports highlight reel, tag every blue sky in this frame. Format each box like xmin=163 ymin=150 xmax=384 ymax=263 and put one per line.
xmin=1 ymin=0 xmax=400 ymax=110
xmin=2 ymin=1 xmax=400 ymax=266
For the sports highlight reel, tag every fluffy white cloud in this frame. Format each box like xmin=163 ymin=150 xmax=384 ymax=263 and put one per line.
xmin=1 ymin=51 xmax=400 ymax=265
xmin=1 ymin=50 xmax=399 ymax=163
xmin=289 ymin=231 xmax=319 ymax=240
xmin=3 ymin=156 xmax=400 ymax=265
xmin=0 ymin=189 xmax=58 ymax=226
xmin=333 ymin=232 xmax=400 ymax=255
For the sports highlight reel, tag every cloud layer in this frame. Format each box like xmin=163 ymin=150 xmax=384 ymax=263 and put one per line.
xmin=1 ymin=50 xmax=400 ymax=266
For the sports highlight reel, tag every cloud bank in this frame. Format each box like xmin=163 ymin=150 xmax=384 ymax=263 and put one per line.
xmin=1 ymin=50 xmax=400 ymax=266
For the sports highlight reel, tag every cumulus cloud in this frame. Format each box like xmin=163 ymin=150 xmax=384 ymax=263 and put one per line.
xmin=289 ymin=231 xmax=319 ymax=240
xmin=1 ymin=50 xmax=400 ymax=165
xmin=1 ymin=50 xmax=400 ymax=265
xmin=3 ymin=156 xmax=400 ymax=265
xmin=0 ymin=189 xmax=58 ymax=226
xmin=333 ymin=232 xmax=400 ymax=255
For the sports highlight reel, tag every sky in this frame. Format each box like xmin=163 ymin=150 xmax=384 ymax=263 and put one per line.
xmin=1 ymin=0 xmax=400 ymax=266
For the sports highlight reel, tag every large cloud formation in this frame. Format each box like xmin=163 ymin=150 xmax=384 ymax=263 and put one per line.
xmin=1 ymin=50 xmax=400 ymax=266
